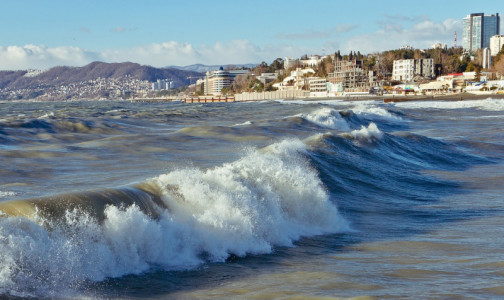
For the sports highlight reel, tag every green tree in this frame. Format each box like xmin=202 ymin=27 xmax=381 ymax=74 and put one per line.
xmin=475 ymin=67 xmax=482 ymax=82
xmin=363 ymin=56 xmax=376 ymax=71
xmin=465 ymin=61 xmax=477 ymax=72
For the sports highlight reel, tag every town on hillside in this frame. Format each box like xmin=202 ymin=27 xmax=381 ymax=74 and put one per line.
xmin=186 ymin=12 xmax=504 ymax=102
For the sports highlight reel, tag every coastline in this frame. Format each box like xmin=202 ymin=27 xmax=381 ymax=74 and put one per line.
xmin=2 ymin=93 xmax=504 ymax=103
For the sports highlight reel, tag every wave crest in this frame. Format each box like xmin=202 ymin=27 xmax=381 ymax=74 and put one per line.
xmin=0 ymin=139 xmax=347 ymax=297
xmin=298 ymin=108 xmax=350 ymax=130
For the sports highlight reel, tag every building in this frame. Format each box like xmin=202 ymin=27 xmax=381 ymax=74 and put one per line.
xmin=284 ymin=55 xmax=328 ymax=70
xmin=392 ymin=59 xmax=435 ymax=82
xmin=273 ymin=68 xmax=315 ymax=91
xmin=152 ymin=79 xmax=174 ymax=91
xmin=284 ymin=57 xmax=299 ymax=70
xmin=490 ymin=35 xmax=504 ymax=56
xmin=482 ymin=48 xmax=492 ymax=69
xmin=463 ymin=13 xmax=500 ymax=53
xmin=308 ymin=77 xmax=328 ymax=93
xmin=327 ymin=60 xmax=369 ymax=91
xmin=203 ymin=68 xmax=249 ymax=95
xmin=431 ymin=42 xmax=448 ymax=50
xmin=256 ymin=73 xmax=278 ymax=85
xmin=300 ymin=55 xmax=327 ymax=68
xmin=399 ymin=45 xmax=414 ymax=50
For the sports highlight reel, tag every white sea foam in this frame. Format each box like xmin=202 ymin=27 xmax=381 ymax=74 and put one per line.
xmin=344 ymin=122 xmax=383 ymax=143
xmin=232 ymin=120 xmax=253 ymax=126
xmin=0 ymin=139 xmax=347 ymax=297
xmin=298 ymin=108 xmax=350 ymax=131
xmin=0 ymin=191 xmax=16 ymax=198
xmin=393 ymin=98 xmax=504 ymax=111
xmin=38 ymin=112 xmax=54 ymax=119
xmin=350 ymin=104 xmax=403 ymax=121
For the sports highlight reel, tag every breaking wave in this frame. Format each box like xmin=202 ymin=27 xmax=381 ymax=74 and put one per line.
xmin=298 ymin=108 xmax=350 ymax=131
xmin=350 ymin=104 xmax=403 ymax=121
xmin=343 ymin=122 xmax=384 ymax=143
xmin=0 ymin=139 xmax=347 ymax=297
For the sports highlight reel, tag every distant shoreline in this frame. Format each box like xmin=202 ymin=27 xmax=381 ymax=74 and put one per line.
xmin=1 ymin=93 xmax=504 ymax=103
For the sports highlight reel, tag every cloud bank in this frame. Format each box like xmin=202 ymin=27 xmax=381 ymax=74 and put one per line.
xmin=0 ymin=18 xmax=465 ymax=70
xmin=342 ymin=18 xmax=461 ymax=53
xmin=0 ymin=45 xmax=101 ymax=70
xmin=0 ymin=40 xmax=312 ymax=70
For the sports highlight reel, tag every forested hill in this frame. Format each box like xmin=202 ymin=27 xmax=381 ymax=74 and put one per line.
xmin=0 ymin=62 xmax=203 ymax=90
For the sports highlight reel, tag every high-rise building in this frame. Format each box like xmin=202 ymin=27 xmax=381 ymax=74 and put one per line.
xmin=152 ymin=79 xmax=174 ymax=91
xmin=462 ymin=13 xmax=500 ymax=53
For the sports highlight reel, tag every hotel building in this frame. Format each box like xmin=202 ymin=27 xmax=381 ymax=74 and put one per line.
xmin=204 ymin=68 xmax=249 ymax=95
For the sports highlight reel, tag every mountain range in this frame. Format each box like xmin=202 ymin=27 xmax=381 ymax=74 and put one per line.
xmin=167 ymin=63 xmax=258 ymax=73
xmin=0 ymin=62 xmax=204 ymax=91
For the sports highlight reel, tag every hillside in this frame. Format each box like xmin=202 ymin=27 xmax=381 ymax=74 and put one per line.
xmin=0 ymin=62 xmax=203 ymax=90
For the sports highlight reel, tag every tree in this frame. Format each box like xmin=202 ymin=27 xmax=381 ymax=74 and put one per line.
xmin=269 ymin=58 xmax=284 ymax=72
xmin=494 ymin=54 xmax=504 ymax=78
xmin=232 ymin=74 xmax=255 ymax=92
xmin=475 ymin=67 xmax=482 ymax=82
xmin=335 ymin=50 xmax=342 ymax=61
xmin=248 ymin=78 xmax=264 ymax=92
xmin=465 ymin=61 xmax=478 ymax=72
xmin=220 ymin=87 xmax=232 ymax=95
xmin=363 ymin=56 xmax=376 ymax=71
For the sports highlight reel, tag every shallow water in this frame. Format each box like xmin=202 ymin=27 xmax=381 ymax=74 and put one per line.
xmin=1 ymin=98 xmax=503 ymax=298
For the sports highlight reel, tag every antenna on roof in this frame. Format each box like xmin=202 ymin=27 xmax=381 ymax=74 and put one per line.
xmin=454 ymin=31 xmax=457 ymax=48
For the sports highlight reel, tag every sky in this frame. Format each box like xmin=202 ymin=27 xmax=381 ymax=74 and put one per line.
xmin=0 ymin=0 xmax=502 ymax=70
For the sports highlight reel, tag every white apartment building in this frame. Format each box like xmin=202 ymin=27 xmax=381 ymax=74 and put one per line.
xmin=392 ymin=58 xmax=435 ymax=82
xmin=152 ymin=79 xmax=174 ymax=91
xmin=399 ymin=45 xmax=414 ymax=50
xmin=490 ymin=35 xmax=504 ymax=56
xmin=273 ymin=68 xmax=315 ymax=91
xmin=431 ymin=42 xmax=448 ymax=50
xmin=308 ymin=77 xmax=328 ymax=93
xmin=284 ymin=57 xmax=299 ymax=70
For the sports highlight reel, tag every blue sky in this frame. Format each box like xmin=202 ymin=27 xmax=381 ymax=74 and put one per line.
xmin=0 ymin=0 xmax=502 ymax=70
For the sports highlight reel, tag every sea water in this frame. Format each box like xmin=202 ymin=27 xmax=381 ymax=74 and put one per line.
xmin=0 ymin=98 xmax=503 ymax=298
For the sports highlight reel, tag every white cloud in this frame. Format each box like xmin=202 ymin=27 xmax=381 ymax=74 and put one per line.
xmin=0 ymin=45 xmax=101 ymax=70
xmin=0 ymin=41 xmax=316 ymax=70
xmin=343 ymin=18 xmax=461 ymax=53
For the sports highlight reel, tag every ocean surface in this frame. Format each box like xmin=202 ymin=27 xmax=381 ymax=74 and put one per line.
xmin=1 ymin=98 xmax=504 ymax=299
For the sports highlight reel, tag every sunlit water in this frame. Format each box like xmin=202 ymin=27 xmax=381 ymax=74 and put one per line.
xmin=1 ymin=98 xmax=503 ymax=299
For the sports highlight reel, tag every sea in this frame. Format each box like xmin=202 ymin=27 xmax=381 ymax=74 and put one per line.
xmin=0 ymin=98 xmax=503 ymax=299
